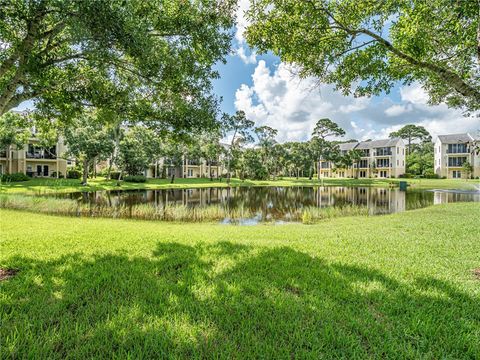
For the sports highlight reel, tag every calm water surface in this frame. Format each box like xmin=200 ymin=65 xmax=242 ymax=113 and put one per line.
xmin=59 ymin=186 xmax=480 ymax=223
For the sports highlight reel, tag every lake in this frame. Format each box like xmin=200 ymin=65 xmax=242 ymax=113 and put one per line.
xmin=58 ymin=186 xmax=480 ymax=223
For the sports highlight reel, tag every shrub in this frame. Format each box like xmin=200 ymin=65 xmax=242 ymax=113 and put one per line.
xmin=109 ymin=171 xmax=121 ymax=180
xmin=66 ymin=169 xmax=82 ymax=179
xmin=51 ymin=171 xmax=64 ymax=179
xmin=423 ymin=171 xmax=439 ymax=179
xmin=124 ymin=175 xmax=147 ymax=183
xmin=0 ymin=172 xmax=30 ymax=182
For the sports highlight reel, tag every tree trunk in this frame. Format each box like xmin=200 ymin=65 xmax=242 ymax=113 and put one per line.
xmin=106 ymin=155 xmax=114 ymax=180
xmin=116 ymin=169 xmax=123 ymax=186
xmin=82 ymin=158 xmax=89 ymax=185
xmin=170 ymin=173 xmax=175 ymax=184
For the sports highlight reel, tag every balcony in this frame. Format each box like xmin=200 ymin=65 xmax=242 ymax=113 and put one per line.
xmin=26 ymin=152 xmax=57 ymax=160
xmin=447 ymin=157 xmax=467 ymax=167
xmin=447 ymin=144 xmax=469 ymax=154
xmin=354 ymin=160 xmax=369 ymax=169
xmin=186 ymin=159 xmax=201 ymax=166
xmin=374 ymin=147 xmax=393 ymax=156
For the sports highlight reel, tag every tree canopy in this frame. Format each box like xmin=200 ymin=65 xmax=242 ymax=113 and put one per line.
xmin=0 ymin=0 xmax=235 ymax=133
xmin=246 ymin=0 xmax=480 ymax=112
xmin=389 ymin=124 xmax=431 ymax=154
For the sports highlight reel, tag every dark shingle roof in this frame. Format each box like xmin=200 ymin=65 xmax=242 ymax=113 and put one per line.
xmin=356 ymin=138 xmax=402 ymax=149
xmin=437 ymin=133 xmax=474 ymax=144
xmin=338 ymin=142 xmax=358 ymax=151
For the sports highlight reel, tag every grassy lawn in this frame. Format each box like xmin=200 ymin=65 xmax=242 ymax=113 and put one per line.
xmin=1 ymin=203 xmax=479 ymax=358
xmin=0 ymin=176 xmax=478 ymax=195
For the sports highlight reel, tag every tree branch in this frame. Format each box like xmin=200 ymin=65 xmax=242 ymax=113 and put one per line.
xmin=305 ymin=1 xmax=480 ymax=104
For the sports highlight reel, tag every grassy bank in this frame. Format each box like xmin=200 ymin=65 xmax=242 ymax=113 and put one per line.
xmin=0 ymin=176 xmax=478 ymax=195
xmin=1 ymin=203 xmax=479 ymax=358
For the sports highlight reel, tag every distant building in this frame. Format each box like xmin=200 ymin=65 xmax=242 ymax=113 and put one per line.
xmin=144 ymin=156 xmax=225 ymax=179
xmin=319 ymin=138 xmax=406 ymax=178
xmin=434 ymin=133 xmax=479 ymax=179
xmin=0 ymin=134 xmax=68 ymax=178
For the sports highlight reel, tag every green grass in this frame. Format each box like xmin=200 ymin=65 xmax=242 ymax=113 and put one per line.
xmin=0 ymin=176 xmax=478 ymax=195
xmin=1 ymin=203 xmax=479 ymax=358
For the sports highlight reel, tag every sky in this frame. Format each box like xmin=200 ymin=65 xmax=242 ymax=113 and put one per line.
xmin=212 ymin=0 xmax=480 ymax=143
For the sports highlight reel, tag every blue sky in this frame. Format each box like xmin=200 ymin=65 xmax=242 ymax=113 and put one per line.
xmin=211 ymin=2 xmax=478 ymax=143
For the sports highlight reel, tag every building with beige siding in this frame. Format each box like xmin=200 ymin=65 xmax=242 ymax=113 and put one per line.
xmin=434 ymin=133 xmax=480 ymax=179
xmin=319 ymin=138 xmax=406 ymax=178
xmin=145 ymin=156 xmax=225 ymax=179
xmin=0 ymin=136 xmax=67 ymax=178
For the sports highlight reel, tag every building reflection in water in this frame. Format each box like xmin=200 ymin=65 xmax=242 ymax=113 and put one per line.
xmin=64 ymin=186 xmax=478 ymax=221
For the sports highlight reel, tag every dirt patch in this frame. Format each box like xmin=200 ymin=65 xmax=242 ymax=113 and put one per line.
xmin=472 ymin=268 xmax=480 ymax=280
xmin=284 ymin=284 xmax=302 ymax=296
xmin=0 ymin=268 xmax=18 ymax=281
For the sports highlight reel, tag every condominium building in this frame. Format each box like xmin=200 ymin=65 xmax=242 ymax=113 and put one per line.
xmin=0 ymin=136 xmax=68 ymax=177
xmin=434 ymin=133 xmax=479 ymax=179
xmin=319 ymin=138 xmax=406 ymax=178
xmin=145 ymin=156 xmax=225 ymax=179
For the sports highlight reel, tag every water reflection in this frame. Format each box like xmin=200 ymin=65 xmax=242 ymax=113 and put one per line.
xmin=60 ymin=186 xmax=480 ymax=222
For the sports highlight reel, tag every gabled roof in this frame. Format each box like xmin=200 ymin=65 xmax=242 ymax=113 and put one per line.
xmin=437 ymin=133 xmax=474 ymax=144
xmin=338 ymin=142 xmax=358 ymax=151
xmin=356 ymin=138 xmax=402 ymax=149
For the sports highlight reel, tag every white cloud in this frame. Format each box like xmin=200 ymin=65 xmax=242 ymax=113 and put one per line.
xmin=235 ymin=46 xmax=257 ymax=65
xmin=234 ymin=62 xmax=480 ymax=142
xmin=233 ymin=0 xmax=257 ymax=64
xmin=385 ymin=104 xmax=412 ymax=117
xmin=400 ymin=83 xmax=430 ymax=104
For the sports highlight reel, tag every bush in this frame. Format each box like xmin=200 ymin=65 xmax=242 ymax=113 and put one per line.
xmin=123 ymin=175 xmax=147 ymax=183
xmin=110 ymin=171 xmax=121 ymax=180
xmin=423 ymin=171 xmax=439 ymax=179
xmin=0 ymin=172 xmax=31 ymax=182
xmin=66 ymin=169 xmax=82 ymax=179
xmin=51 ymin=171 xmax=64 ymax=179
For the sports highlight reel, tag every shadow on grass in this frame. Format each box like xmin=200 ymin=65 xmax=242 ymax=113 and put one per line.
xmin=1 ymin=242 xmax=478 ymax=358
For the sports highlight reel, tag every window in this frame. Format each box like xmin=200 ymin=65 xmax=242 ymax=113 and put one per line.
xmin=187 ymin=169 xmax=194 ymax=177
xmin=447 ymin=143 xmax=468 ymax=154
xmin=452 ymin=170 xmax=462 ymax=179
xmin=377 ymin=159 xmax=390 ymax=168
xmin=397 ymin=147 xmax=399 ymax=154
xmin=358 ymin=159 xmax=368 ymax=168
xmin=321 ymin=161 xmax=330 ymax=169
xmin=397 ymin=160 xmax=399 ymax=166
xmin=376 ymin=147 xmax=392 ymax=156
xmin=448 ymin=157 xmax=467 ymax=167
xmin=379 ymin=170 xmax=388 ymax=178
